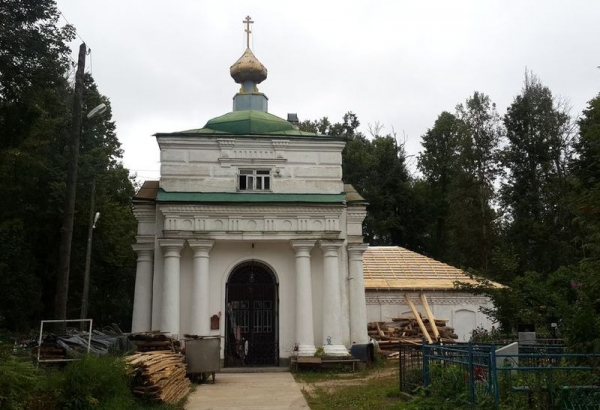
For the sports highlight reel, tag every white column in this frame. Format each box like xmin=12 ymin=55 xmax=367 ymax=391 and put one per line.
xmin=348 ymin=244 xmax=369 ymax=344
xmin=291 ymin=240 xmax=317 ymax=356
xmin=188 ymin=239 xmax=214 ymax=336
xmin=320 ymin=240 xmax=348 ymax=356
xmin=159 ymin=239 xmax=185 ymax=337
xmin=131 ymin=245 xmax=154 ymax=333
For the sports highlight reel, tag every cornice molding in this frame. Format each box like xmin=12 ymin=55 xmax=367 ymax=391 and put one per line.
xmin=133 ymin=204 xmax=156 ymax=222
xmin=160 ymin=213 xmax=342 ymax=234
xmin=160 ymin=204 xmax=343 ymax=215
xmin=365 ymin=294 xmax=492 ymax=306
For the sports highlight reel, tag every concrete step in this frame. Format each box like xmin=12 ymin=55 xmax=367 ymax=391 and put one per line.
xmin=221 ymin=366 xmax=290 ymax=373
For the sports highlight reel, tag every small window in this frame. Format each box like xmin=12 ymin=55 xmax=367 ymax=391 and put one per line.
xmin=238 ymin=169 xmax=271 ymax=191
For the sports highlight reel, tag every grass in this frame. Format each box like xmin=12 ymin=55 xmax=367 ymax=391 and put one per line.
xmin=301 ymin=371 xmax=405 ymax=410
xmin=294 ymin=360 xmax=411 ymax=410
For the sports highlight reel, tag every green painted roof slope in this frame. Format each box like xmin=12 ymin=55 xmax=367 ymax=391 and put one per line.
xmin=178 ymin=110 xmax=319 ymax=136
xmin=206 ymin=111 xmax=292 ymax=134
xmin=155 ymin=110 xmax=347 ymax=139
xmin=156 ymin=189 xmax=346 ymax=204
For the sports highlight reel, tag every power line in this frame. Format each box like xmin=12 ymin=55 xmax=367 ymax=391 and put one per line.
xmin=57 ymin=6 xmax=93 ymax=74
xmin=57 ymin=7 xmax=86 ymax=44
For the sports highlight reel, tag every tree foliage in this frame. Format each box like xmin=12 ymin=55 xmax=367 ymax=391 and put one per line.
xmin=302 ymin=73 xmax=599 ymax=348
xmin=418 ymin=92 xmax=501 ymax=271
xmin=300 ymin=113 xmax=427 ymax=251
xmin=0 ymin=0 xmax=136 ymax=331
xmin=500 ymin=72 xmax=575 ymax=275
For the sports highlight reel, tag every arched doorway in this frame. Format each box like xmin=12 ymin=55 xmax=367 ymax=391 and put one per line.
xmin=225 ymin=261 xmax=278 ymax=367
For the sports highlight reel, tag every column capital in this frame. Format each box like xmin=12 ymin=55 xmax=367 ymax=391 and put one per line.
xmin=158 ymin=238 xmax=185 ymax=256
xmin=319 ymin=240 xmax=344 ymax=256
xmin=132 ymin=243 xmax=154 ymax=254
xmin=187 ymin=239 xmax=214 ymax=255
xmin=290 ymin=240 xmax=316 ymax=255
xmin=347 ymin=243 xmax=369 ymax=260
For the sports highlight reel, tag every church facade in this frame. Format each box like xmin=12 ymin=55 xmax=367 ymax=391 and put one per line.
xmin=130 ymin=30 xmax=369 ymax=365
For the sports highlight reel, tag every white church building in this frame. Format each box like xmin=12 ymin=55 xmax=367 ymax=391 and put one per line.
xmin=130 ymin=28 xmax=369 ymax=366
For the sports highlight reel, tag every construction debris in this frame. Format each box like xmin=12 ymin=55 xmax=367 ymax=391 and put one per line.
xmin=369 ymin=317 xmax=458 ymax=358
xmin=128 ymin=332 xmax=180 ymax=353
xmin=36 ymin=328 xmax=136 ymax=362
xmin=126 ymin=351 xmax=190 ymax=404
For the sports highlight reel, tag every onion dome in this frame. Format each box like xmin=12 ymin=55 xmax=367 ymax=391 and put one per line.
xmin=230 ymin=48 xmax=268 ymax=84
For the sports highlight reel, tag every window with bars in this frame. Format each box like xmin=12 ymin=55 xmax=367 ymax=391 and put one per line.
xmin=238 ymin=169 xmax=271 ymax=191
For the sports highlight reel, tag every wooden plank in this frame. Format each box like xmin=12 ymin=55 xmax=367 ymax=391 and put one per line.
xmin=420 ymin=293 xmax=440 ymax=341
xmin=297 ymin=356 xmax=322 ymax=364
xmin=375 ymin=322 xmax=385 ymax=337
xmin=404 ymin=294 xmax=432 ymax=344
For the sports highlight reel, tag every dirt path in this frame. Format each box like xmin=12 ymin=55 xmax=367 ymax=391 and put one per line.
xmin=299 ymin=366 xmax=398 ymax=394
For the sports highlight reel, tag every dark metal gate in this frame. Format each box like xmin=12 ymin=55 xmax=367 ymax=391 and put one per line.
xmin=225 ymin=261 xmax=278 ymax=367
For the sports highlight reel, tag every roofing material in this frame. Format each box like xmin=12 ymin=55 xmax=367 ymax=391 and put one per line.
xmin=155 ymin=110 xmax=336 ymax=138
xmin=133 ymin=182 xmax=363 ymax=205
xmin=363 ymin=246 xmax=500 ymax=291
xmin=156 ymin=189 xmax=346 ymax=204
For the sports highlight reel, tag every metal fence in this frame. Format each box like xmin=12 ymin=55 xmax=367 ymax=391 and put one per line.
xmin=399 ymin=342 xmax=600 ymax=409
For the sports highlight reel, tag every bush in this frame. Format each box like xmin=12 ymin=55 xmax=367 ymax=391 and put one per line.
xmin=0 ymin=347 xmax=43 ymax=410
xmin=60 ymin=355 xmax=136 ymax=410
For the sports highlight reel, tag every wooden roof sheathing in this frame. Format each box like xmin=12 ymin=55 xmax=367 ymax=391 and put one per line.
xmin=363 ymin=246 xmax=498 ymax=291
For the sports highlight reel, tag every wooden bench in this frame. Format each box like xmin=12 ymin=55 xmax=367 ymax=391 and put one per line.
xmin=291 ymin=356 xmax=360 ymax=372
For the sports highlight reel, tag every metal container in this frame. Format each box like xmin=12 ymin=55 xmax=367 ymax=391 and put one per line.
xmin=185 ymin=337 xmax=221 ymax=383
xmin=350 ymin=343 xmax=375 ymax=366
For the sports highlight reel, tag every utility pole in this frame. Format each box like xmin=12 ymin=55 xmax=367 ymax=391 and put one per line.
xmin=55 ymin=42 xmax=86 ymax=328
xmin=80 ymin=177 xmax=96 ymax=323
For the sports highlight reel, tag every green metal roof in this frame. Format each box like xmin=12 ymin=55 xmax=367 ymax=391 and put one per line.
xmin=202 ymin=111 xmax=295 ymax=134
xmin=156 ymin=189 xmax=346 ymax=204
xmin=154 ymin=110 xmax=344 ymax=139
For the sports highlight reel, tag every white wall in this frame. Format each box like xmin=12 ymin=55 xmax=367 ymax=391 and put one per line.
xmin=158 ymin=138 xmax=345 ymax=194
xmin=167 ymin=239 xmax=353 ymax=359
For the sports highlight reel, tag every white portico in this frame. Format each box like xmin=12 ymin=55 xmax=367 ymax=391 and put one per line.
xmin=130 ymin=19 xmax=368 ymax=365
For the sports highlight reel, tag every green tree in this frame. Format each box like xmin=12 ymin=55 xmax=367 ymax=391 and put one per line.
xmin=0 ymin=0 xmax=74 ymax=330
xmin=418 ymin=93 xmax=501 ymax=272
xmin=418 ymin=112 xmax=461 ymax=259
xmin=572 ymin=93 xmax=600 ymax=258
xmin=500 ymin=72 xmax=575 ymax=275
xmin=68 ymin=75 xmax=137 ymax=327
xmin=0 ymin=1 xmax=137 ymax=331
xmin=300 ymin=113 xmax=427 ymax=250
xmin=449 ymin=92 xmax=501 ymax=271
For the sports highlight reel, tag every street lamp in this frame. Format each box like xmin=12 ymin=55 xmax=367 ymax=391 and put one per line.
xmin=80 ymin=103 xmax=106 ymax=323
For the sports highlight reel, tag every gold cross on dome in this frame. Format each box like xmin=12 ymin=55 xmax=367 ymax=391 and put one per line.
xmin=243 ymin=16 xmax=254 ymax=48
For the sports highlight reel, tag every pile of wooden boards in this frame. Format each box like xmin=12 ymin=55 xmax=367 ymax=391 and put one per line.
xmin=128 ymin=332 xmax=179 ymax=352
xmin=36 ymin=342 xmax=66 ymax=361
xmin=369 ymin=317 xmax=458 ymax=357
xmin=126 ymin=351 xmax=190 ymax=404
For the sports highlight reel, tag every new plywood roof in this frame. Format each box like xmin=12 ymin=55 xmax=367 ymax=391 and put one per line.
xmin=363 ymin=246 xmax=498 ymax=291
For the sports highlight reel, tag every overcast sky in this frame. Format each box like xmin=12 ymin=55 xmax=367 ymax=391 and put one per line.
xmin=56 ymin=0 xmax=600 ymax=182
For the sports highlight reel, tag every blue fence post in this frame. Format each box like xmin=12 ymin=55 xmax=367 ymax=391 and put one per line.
xmin=468 ymin=342 xmax=475 ymax=406
xmin=490 ymin=344 xmax=499 ymax=409
xmin=423 ymin=339 xmax=430 ymax=387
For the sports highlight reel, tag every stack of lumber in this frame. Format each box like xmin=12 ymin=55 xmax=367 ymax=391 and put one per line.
xmin=36 ymin=343 xmax=66 ymax=361
xmin=369 ymin=317 xmax=458 ymax=357
xmin=128 ymin=332 xmax=179 ymax=352
xmin=126 ymin=351 xmax=190 ymax=404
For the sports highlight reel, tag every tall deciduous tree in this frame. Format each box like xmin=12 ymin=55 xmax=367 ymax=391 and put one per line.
xmin=0 ymin=0 xmax=74 ymax=330
xmin=0 ymin=1 xmax=137 ymax=331
xmin=300 ymin=112 xmax=427 ymax=250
